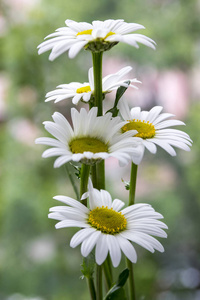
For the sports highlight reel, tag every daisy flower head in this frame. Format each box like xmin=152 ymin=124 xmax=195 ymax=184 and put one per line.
xmin=48 ymin=180 xmax=168 ymax=267
xmin=45 ymin=66 xmax=141 ymax=105
xmin=35 ymin=107 xmax=142 ymax=167
xmin=118 ymin=100 xmax=192 ymax=164
xmin=37 ymin=19 xmax=156 ymax=60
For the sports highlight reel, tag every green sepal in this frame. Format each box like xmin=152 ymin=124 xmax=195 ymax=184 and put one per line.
xmin=106 ymin=81 xmax=130 ymax=117
xmin=80 ymin=253 xmax=95 ymax=280
xmin=104 ymin=268 xmax=129 ymax=300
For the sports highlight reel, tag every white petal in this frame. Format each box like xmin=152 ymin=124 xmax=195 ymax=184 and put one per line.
xmin=111 ymin=199 xmax=125 ymax=211
xmin=146 ymin=106 xmax=163 ymax=123
xmin=120 ymin=231 xmax=154 ymax=252
xmin=117 ymin=235 xmax=137 ymax=263
xmin=70 ymin=228 xmax=96 ymax=248
xmin=150 ymin=138 xmax=177 ymax=156
xmin=142 ymin=140 xmax=157 ymax=154
xmin=99 ymin=189 xmax=112 ymax=208
xmin=54 ymin=155 xmax=72 ymax=167
xmin=55 ymin=219 xmax=88 ymax=229
xmin=95 ymin=234 xmax=109 ymax=265
xmin=107 ymin=235 xmax=121 ymax=267
xmin=53 ymin=195 xmax=89 ymax=213
xmin=68 ymin=41 xmax=88 ymax=58
xmin=81 ymin=230 xmax=101 ymax=257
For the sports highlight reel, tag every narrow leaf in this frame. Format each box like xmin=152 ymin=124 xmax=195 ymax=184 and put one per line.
xmin=106 ymin=81 xmax=130 ymax=117
xmin=115 ymin=81 xmax=130 ymax=104
xmin=104 ymin=269 xmax=129 ymax=300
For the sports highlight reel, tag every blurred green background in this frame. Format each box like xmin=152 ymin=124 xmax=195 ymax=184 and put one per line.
xmin=0 ymin=0 xmax=200 ymax=299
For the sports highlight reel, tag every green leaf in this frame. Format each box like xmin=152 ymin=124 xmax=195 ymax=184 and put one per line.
xmin=115 ymin=81 xmax=130 ymax=105
xmin=104 ymin=287 xmax=127 ymax=300
xmin=106 ymin=81 xmax=130 ymax=117
xmin=80 ymin=253 xmax=95 ymax=280
xmin=104 ymin=269 xmax=129 ymax=300
xmin=106 ymin=107 xmax=119 ymax=118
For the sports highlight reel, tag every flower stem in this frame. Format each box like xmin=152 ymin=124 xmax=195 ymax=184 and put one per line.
xmin=96 ymin=265 xmax=103 ymax=300
xmin=103 ymin=257 xmax=113 ymax=290
xmin=127 ymin=162 xmax=138 ymax=299
xmin=126 ymin=259 xmax=136 ymax=300
xmin=92 ymin=52 xmax=103 ymax=116
xmin=92 ymin=51 xmax=104 ymax=300
xmin=88 ymin=277 xmax=96 ymax=300
xmin=129 ymin=162 xmax=138 ymax=206
xmin=96 ymin=161 xmax=105 ymax=190
xmin=80 ymin=163 xmax=90 ymax=206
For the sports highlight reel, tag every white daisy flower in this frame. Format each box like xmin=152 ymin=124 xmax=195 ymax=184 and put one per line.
xmin=35 ymin=107 xmax=142 ymax=167
xmin=118 ymin=101 xmax=192 ymax=164
xmin=48 ymin=180 xmax=168 ymax=267
xmin=38 ymin=19 xmax=156 ymax=60
xmin=45 ymin=66 xmax=141 ymax=105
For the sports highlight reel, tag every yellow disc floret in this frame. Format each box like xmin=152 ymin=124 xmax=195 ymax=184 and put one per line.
xmin=76 ymin=85 xmax=91 ymax=94
xmin=88 ymin=206 xmax=127 ymax=234
xmin=122 ymin=119 xmax=156 ymax=139
xmin=104 ymin=31 xmax=115 ymax=39
xmin=76 ymin=29 xmax=93 ymax=36
xmin=69 ymin=137 xmax=108 ymax=154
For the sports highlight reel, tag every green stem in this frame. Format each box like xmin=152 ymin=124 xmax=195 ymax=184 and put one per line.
xmin=88 ymin=277 xmax=96 ymax=300
xmin=92 ymin=51 xmax=104 ymax=300
xmin=96 ymin=265 xmax=103 ymax=300
xmin=96 ymin=161 xmax=105 ymax=190
xmin=80 ymin=163 xmax=90 ymax=206
xmin=129 ymin=162 xmax=138 ymax=206
xmin=92 ymin=52 xmax=103 ymax=116
xmin=103 ymin=257 xmax=113 ymax=290
xmin=127 ymin=162 xmax=138 ymax=299
xmin=126 ymin=259 xmax=136 ymax=300
xmin=91 ymin=165 xmax=97 ymax=189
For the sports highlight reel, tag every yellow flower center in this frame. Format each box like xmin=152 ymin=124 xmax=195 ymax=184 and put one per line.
xmin=122 ymin=119 xmax=156 ymax=139
xmin=76 ymin=85 xmax=91 ymax=94
xmin=69 ymin=137 xmax=108 ymax=154
xmin=76 ymin=30 xmax=115 ymax=40
xmin=76 ymin=29 xmax=93 ymax=36
xmin=104 ymin=31 xmax=115 ymax=39
xmin=88 ymin=207 xmax=127 ymax=234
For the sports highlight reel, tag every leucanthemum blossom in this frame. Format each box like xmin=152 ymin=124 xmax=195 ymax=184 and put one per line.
xmin=48 ymin=180 xmax=168 ymax=267
xmin=35 ymin=107 xmax=142 ymax=167
xmin=37 ymin=19 xmax=156 ymax=60
xmin=45 ymin=66 xmax=140 ymax=105
xmin=118 ymin=101 xmax=192 ymax=164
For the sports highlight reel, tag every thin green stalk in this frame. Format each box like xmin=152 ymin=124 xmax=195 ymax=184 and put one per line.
xmin=80 ymin=163 xmax=90 ymax=206
xmin=92 ymin=52 xmax=103 ymax=116
xmin=92 ymin=51 xmax=105 ymax=299
xmin=96 ymin=161 xmax=105 ymax=190
xmin=129 ymin=162 xmax=138 ymax=206
xmin=127 ymin=162 xmax=138 ymax=299
xmin=126 ymin=259 xmax=136 ymax=300
xmin=91 ymin=165 xmax=97 ymax=188
xmin=88 ymin=277 xmax=96 ymax=300
xmin=103 ymin=258 xmax=113 ymax=290
xmin=96 ymin=265 xmax=103 ymax=300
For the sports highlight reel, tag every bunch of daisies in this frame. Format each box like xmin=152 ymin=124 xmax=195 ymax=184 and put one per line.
xmin=36 ymin=19 xmax=192 ymax=299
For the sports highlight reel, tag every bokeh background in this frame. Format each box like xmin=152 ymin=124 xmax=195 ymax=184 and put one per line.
xmin=0 ymin=0 xmax=200 ymax=299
